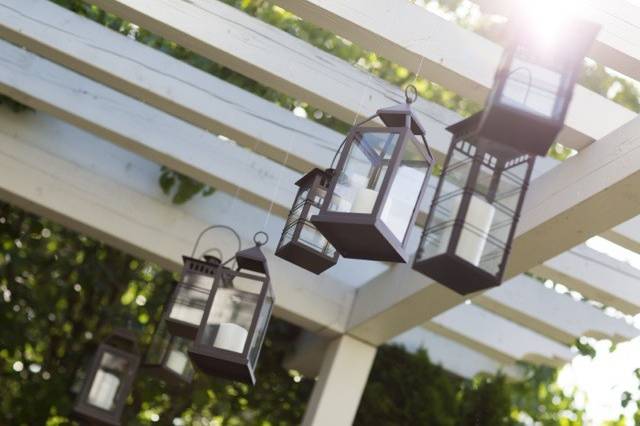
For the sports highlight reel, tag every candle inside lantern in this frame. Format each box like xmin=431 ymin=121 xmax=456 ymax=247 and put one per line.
xmin=166 ymin=350 xmax=189 ymax=374
xmin=351 ymin=188 xmax=378 ymax=213
xmin=87 ymin=369 xmax=120 ymax=411
xmin=455 ymin=195 xmax=496 ymax=266
xmin=213 ymin=323 xmax=248 ymax=353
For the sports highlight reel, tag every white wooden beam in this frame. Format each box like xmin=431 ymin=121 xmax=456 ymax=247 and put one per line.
xmin=88 ymin=0 xmax=460 ymax=158
xmin=533 ymin=244 xmax=640 ymax=315
xmin=426 ymin=304 xmax=573 ymax=367
xmin=0 ymin=107 xmax=354 ymax=334
xmin=602 ymin=217 xmax=640 ymax=254
xmin=474 ymin=0 xmax=640 ymax=82
xmin=0 ymin=38 xmax=296 ymax=217
xmin=476 ymin=275 xmax=639 ymax=344
xmin=271 ymin=0 xmax=636 ymax=150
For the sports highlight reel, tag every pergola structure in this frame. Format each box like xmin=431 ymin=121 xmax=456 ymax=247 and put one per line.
xmin=1 ymin=0 xmax=640 ymax=424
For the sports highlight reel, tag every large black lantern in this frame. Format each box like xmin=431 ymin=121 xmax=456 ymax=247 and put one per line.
xmin=165 ymin=225 xmax=241 ymax=339
xmin=413 ymin=113 xmax=535 ymax=294
xmin=311 ymin=86 xmax=434 ymax=262
xmin=276 ymin=168 xmax=339 ymax=274
xmin=145 ymin=319 xmax=195 ymax=385
xmin=189 ymin=232 xmax=274 ymax=385
xmin=73 ymin=329 xmax=140 ymax=426
xmin=480 ymin=18 xmax=599 ymax=155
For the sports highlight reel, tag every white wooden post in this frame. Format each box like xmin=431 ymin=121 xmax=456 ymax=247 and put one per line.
xmin=302 ymin=335 xmax=376 ymax=426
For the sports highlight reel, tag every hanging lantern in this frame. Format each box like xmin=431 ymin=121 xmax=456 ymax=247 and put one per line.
xmin=276 ymin=168 xmax=339 ymax=274
xmin=73 ymin=329 xmax=140 ymax=426
xmin=413 ymin=113 xmax=535 ymax=294
xmin=189 ymin=232 xmax=274 ymax=385
xmin=480 ymin=18 xmax=599 ymax=155
xmin=311 ymin=85 xmax=434 ymax=262
xmin=144 ymin=319 xmax=195 ymax=385
xmin=164 ymin=225 xmax=241 ymax=339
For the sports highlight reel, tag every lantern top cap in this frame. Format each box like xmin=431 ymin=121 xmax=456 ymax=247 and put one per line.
xmin=105 ymin=328 xmax=140 ymax=353
xmin=235 ymin=232 xmax=270 ymax=275
xmin=295 ymin=168 xmax=334 ymax=187
xmin=375 ymin=85 xmax=426 ymax=135
xmin=446 ymin=112 xmax=483 ymax=138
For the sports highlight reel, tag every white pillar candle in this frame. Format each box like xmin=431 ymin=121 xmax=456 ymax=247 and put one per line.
xmin=351 ymin=188 xmax=378 ymax=213
xmin=166 ymin=350 xmax=189 ymax=374
xmin=213 ymin=323 xmax=248 ymax=353
xmin=88 ymin=369 xmax=120 ymax=411
xmin=455 ymin=195 xmax=496 ymax=266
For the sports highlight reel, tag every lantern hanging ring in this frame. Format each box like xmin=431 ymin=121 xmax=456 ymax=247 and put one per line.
xmin=190 ymin=225 xmax=242 ymax=260
xmin=405 ymin=84 xmax=418 ymax=104
xmin=253 ymin=231 xmax=269 ymax=247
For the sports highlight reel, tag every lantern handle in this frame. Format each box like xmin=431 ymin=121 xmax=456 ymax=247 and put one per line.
xmin=253 ymin=231 xmax=269 ymax=246
xmin=405 ymin=84 xmax=418 ymax=104
xmin=190 ymin=225 xmax=242 ymax=261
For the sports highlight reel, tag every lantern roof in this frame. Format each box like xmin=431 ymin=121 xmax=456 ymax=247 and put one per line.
xmin=445 ymin=112 xmax=483 ymax=138
xmin=105 ymin=328 xmax=140 ymax=354
xmin=376 ymin=101 xmax=426 ymax=136
xmin=295 ymin=167 xmax=333 ymax=188
xmin=235 ymin=232 xmax=270 ymax=275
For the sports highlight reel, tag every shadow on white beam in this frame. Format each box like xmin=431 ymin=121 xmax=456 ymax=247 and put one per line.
xmin=271 ymin=0 xmax=635 ymax=151
xmin=426 ymin=304 xmax=573 ymax=368
xmin=0 ymin=108 xmax=354 ymax=334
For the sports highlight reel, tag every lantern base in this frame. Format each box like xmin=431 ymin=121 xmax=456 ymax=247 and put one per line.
xmin=72 ymin=405 xmax=121 ymax=426
xmin=479 ymin=107 xmax=560 ymax=157
xmin=276 ymin=241 xmax=337 ymax=274
xmin=165 ymin=317 xmax=199 ymax=340
xmin=311 ymin=212 xmax=407 ymax=262
xmin=412 ymin=253 xmax=501 ymax=295
xmin=188 ymin=346 xmax=255 ymax=385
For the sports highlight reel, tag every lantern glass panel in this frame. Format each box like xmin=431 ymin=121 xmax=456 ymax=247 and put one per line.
xmin=168 ymin=268 xmax=215 ymax=332
xmin=86 ymin=351 xmax=129 ymax=412
xmin=248 ymin=286 xmax=274 ymax=368
xmin=200 ymin=270 xmax=260 ymax=354
xmin=500 ymin=50 xmax=563 ymax=118
xmin=280 ymin=187 xmax=310 ymax=247
xmin=327 ymin=131 xmax=400 ymax=214
xmin=381 ymin=135 xmax=430 ymax=241
xmin=165 ymin=338 xmax=194 ymax=378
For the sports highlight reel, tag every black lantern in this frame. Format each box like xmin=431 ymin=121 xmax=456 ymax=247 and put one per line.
xmin=189 ymin=232 xmax=274 ymax=385
xmin=413 ymin=113 xmax=535 ymax=294
xmin=276 ymin=168 xmax=339 ymax=274
xmin=480 ymin=18 xmax=599 ymax=155
xmin=73 ymin=329 xmax=140 ymax=426
xmin=165 ymin=225 xmax=241 ymax=339
xmin=311 ymin=86 xmax=434 ymax=262
xmin=145 ymin=319 xmax=195 ymax=385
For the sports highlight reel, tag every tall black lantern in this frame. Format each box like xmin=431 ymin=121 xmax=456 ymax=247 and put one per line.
xmin=73 ymin=329 xmax=140 ymax=426
xmin=413 ymin=113 xmax=535 ymax=294
xmin=480 ymin=18 xmax=599 ymax=155
xmin=276 ymin=168 xmax=339 ymax=274
xmin=311 ymin=86 xmax=434 ymax=262
xmin=145 ymin=319 xmax=195 ymax=385
xmin=165 ymin=225 xmax=241 ymax=339
xmin=189 ymin=232 xmax=274 ymax=385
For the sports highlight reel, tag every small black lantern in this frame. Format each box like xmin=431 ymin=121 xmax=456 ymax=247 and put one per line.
xmin=145 ymin=320 xmax=195 ymax=385
xmin=311 ymin=86 xmax=434 ymax=262
xmin=276 ymin=168 xmax=339 ymax=274
xmin=73 ymin=329 xmax=140 ymax=426
xmin=413 ymin=113 xmax=535 ymax=294
xmin=165 ymin=225 xmax=241 ymax=339
xmin=480 ymin=18 xmax=599 ymax=155
xmin=189 ymin=232 xmax=274 ymax=385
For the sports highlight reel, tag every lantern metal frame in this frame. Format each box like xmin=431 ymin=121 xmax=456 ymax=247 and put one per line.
xmin=189 ymin=232 xmax=274 ymax=385
xmin=164 ymin=225 xmax=241 ymax=339
xmin=73 ymin=329 xmax=140 ymax=426
xmin=479 ymin=19 xmax=599 ymax=156
xmin=413 ymin=113 xmax=535 ymax=294
xmin=276 ymin=168 xmax=339 ymax=274
xmin=311 ymin=86 xmax=435 ymax=262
